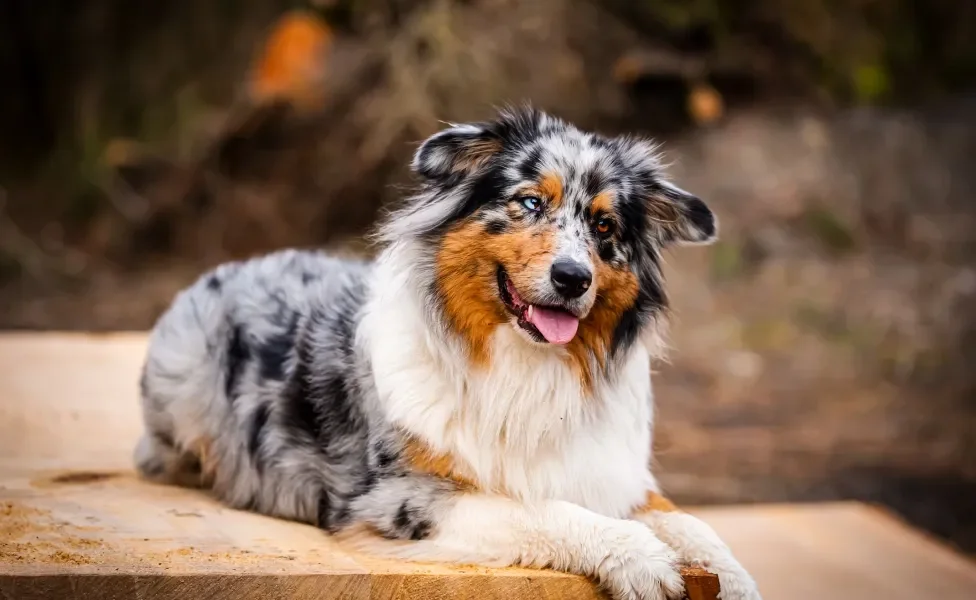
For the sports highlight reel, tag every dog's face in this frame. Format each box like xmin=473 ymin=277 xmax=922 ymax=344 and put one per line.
xmin=384 ymin=108 xmax=716 ymax=381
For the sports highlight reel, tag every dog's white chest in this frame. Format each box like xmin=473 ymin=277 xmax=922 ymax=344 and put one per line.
xmin=370 ymin=316 xmax=657 ymax=518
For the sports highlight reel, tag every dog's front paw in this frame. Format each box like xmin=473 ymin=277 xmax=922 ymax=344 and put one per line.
xmin=642 ymin=511 xmax=761 ymax=600
xmin=715 ymin=567 xmax=762 ymax=600
xmin=595 ymin=522 xmax=685 ymax=600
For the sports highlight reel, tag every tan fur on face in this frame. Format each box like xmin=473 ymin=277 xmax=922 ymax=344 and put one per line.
xmin=554 ymin=189 xmax=641 ymax=391
xmin=590 ymin=190 xmax=614 ymax=218
xmin=538 ymin=172 xmax=564 ymax=209
xmin=633 ymin=490 xmax=679 ymax=515
xmin=436 ymin=218 xmax=556 ymax=366
xmin=436 ymin=182 xmax=641 ymax=390
xmin=566 ymin=258 xmax=639 ymax=391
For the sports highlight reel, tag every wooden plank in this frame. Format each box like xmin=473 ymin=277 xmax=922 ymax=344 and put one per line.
xmin=702 ymin=502 xmax=976 ymax=600
xmin=3 ymin=333 xmax=976 ymax=600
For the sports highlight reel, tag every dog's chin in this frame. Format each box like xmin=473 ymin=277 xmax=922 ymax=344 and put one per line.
xmin=495 ymin=266 xmax=583 ymax=346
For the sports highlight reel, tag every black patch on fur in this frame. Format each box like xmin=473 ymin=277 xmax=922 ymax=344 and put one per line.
xmin=248 ymin=403 xmax=270 ymax=471
xmin=390 ymin=504 xmax=427 ymax=539
xmin=574 ymin=200 xmax=585 ymax=219
xmin=591 ymin=134 xmax=613 ymax=150
xmin=683 ymin=196 xmax=716 ymax=239
xmin=257 ymin=313 xmax=298 ymax=381
xmin=331 ymin=283 xmax=363 ymax=359
xmin=153 ymin=429 xmax=176 ymax=450
xmin=518 ymin=146 xmax=543 ymax=181
xmin=359 ymin=469 xmax=378 ymax=495
xmin=598 ymin=241 xmax=616 ymax=262
xmin=317 ymin=374 xmax=358 ymax=444
xmin=281 ymin=343 xmax=321 ymax=442
xmin=302 ymin=271 xmax=318 ymax=285
xmin=392 ymin=502 xmax=434 ymax=540
xmin=616 ymin=192 xmax=647 ymax=247
xmin=393 ymin=502 xmax=411 ymax=531
xmin=484 ymin=219 xmax=508 ymax=235
xmin=411 ymin=518 xmax=433 ymax=540
xmin=225 ymin=325 xmax=250 ymax=401
xmin=331 ymin=503 xmax=352 ymax=530
xmin=437 ymin=163 xmax=508 ymax=235
xmin=490 ymin=106 xmax=542 ymax=147
xmin=611 ymin=279 xmax=665 ymax=357
xmin=206 ymin=275 xmax=221 ymax=292
xmin=377 ymin=448 xmax=397 ymax=469
xmin=612 ymin=302 xmax=643 ymax=357
xmin=584 ymin=168 xmax=605 ymax=198
xmin=317 ymin=489 xmax=333 ymax=531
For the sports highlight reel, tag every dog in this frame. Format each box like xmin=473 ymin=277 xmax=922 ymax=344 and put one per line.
xmin=135 ymin=106 xmax=761 ymax=600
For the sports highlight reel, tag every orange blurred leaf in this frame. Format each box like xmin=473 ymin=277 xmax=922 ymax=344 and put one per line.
xmin=249 ymin=10 xmax=333 ymax=109
xmin=688 ymin=82 xmax=723 ymax=125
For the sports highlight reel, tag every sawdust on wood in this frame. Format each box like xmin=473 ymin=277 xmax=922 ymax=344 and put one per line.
xmin=0 ymin=501 xmax=103 ymax=565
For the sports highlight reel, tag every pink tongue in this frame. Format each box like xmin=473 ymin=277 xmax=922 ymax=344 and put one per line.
xmin=527 ymin=305 xmax=580 ymax=345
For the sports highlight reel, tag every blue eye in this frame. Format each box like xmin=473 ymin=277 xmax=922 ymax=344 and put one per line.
xmin=521 ymin=196 xmax=542 ymax=212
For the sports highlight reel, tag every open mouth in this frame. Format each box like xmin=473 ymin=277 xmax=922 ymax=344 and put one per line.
xmin=497 ymin=267 xmax=580 ymax=345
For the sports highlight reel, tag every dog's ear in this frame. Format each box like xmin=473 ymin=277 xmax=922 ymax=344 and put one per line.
xmin=412 ymin=123 xmax=503 ymax=182
xmin=378 ymin=107 xmax=544 ymax=242
xmin=651 ymin=181 xmax=718 ymax=246
xmin=614 ymin=136 xmax=718 ymax=246
xmin=412 ymin=106 xmax=544 ymax=182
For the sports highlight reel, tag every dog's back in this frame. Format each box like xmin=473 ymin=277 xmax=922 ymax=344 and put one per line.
xmin=135 ymin=249 xmax=377 ymax=522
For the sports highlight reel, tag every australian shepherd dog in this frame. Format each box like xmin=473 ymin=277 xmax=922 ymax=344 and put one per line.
xmin=135 ymin=107 xmax=761 ymax=600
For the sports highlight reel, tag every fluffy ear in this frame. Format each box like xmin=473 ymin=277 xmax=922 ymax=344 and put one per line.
xmin=411 ymin=123 xmax=503 ymax=181
xmin=612 ymin=135 xmax=717 ymax=246
xmin=651 ymin=181 xmax=718 ymax=245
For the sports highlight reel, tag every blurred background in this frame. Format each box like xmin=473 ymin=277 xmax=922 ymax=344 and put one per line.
xmin=1 ymin=0 xmax=974 ymax=557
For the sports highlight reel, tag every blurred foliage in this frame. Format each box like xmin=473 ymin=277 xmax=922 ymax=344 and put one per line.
xmin=607 ymin=0 xmax=976 ymax=104
xmin=1 ymin=0 xmax=973 ymax=232
xmin=0 ymin=0 xmax=972 ymax=279
xmin=802 ymin=206 xmax=858 ymax=255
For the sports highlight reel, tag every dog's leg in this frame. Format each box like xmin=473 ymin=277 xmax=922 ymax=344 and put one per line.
xmin=133 ymin=431 xmax=206 ymax=489
xmin=342 ymin=476 xmax=685 ymax=600
xmin=631 ymin=491 xmax=762 ymax=600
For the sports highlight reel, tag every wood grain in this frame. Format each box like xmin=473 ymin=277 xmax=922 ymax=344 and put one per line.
xmin=0 ymin=468 xmax=723 ymax=599
xmin=3 ymin=333 xmax=976 ymax=599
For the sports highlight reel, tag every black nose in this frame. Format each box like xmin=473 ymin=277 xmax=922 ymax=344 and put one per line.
xmin=550 ymin=259 xmax=592 ymax=299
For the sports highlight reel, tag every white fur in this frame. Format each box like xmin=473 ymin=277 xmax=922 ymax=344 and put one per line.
xmin=637 ymin=511 xmax=761 ymax=600
xmin=347 ymin=495 xmax=686 ymax=600
xmin=358 ymin=242 xmax=761 ymax=600
xmin=361 ymin=243 xmax=655 ymax=515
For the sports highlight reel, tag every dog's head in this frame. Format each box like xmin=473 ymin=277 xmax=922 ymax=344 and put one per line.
xmin=380 ymin=107 xmax=716 ymax=380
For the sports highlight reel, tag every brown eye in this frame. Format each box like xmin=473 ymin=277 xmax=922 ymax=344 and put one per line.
xmin=596 ymin=217 xmax=615 ymax=238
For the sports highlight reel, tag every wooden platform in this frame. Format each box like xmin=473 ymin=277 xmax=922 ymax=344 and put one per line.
xmin=3 ymin=333 xmax=976 ymax=599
